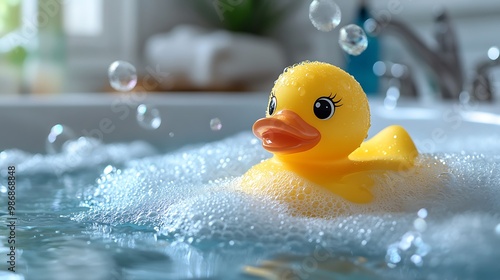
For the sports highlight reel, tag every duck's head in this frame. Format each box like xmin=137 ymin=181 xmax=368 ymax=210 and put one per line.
xmin=253 ymin=61 xmax=370 ymax=163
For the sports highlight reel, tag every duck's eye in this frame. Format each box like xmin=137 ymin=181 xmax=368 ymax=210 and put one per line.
xmin=268 ymin=95 xmax=277 ymax=115
xmin=313 ymin=97 xmax=335 ymax=120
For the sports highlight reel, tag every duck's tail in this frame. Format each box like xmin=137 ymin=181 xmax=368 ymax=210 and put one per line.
xmin=349 ymin=125 xmax=418 ymax=170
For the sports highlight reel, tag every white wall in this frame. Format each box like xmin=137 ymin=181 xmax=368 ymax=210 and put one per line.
xmin=64 ymin=0 xmax=357 ymax=93
xmin=62 ymin=0 xmax=500 ymax=95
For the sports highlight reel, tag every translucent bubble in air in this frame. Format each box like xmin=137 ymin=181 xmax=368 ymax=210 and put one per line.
xmin=210 ymin=118 xmax=222 ymax=131
xmin=339 ymin=24 xmax=368 ymax=56
xmin=309 ymin=0 xmax=341 ymax=32
xmin=46 ymin=124 xmax=77 ymax=154
xmin=108 ymin=60 xmax=138 ymax=92
xmin=136 ymin=104 xmax=162 ymax=130
xmin=488 ymin=46 xmax=499 ymax=61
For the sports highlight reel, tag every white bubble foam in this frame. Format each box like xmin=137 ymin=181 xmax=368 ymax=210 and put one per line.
xmin=74 ymin=133 xmax=269 ymax=226
xmin=71 ymin=132 xmax=500 ymax=278
xmin=0 ymin=139 xmax=156 ymax=175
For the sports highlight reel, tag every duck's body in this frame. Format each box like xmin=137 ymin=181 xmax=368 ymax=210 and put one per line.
xmin=240 ymin=61 xmax=418 ymax=209
xmin=242 ymin=125 xmax=417 ymax=204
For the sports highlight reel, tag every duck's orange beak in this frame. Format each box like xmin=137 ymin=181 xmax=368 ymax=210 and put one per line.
xmin=253 ymin=110 xmax=321 ymax=154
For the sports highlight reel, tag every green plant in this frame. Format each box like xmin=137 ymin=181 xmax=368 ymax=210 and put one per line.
xmin=191 ymin=0 xmax=300 ymax=36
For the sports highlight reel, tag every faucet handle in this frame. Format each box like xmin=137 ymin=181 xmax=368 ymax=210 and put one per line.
xmin=373 ymin=61 xmax=418 ymax=98
xmin=370 ymin=12 xmax=463 ymax=100
xmin=471 ymin=46 xmax=500 ymax=102
xmin=435 ymin=11 xmax=463 ymax=84
xmin=472 ymin=74 xmax=493 ymax=102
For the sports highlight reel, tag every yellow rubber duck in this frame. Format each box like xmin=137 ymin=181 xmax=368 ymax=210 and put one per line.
xmin=240 ymin=61 xmax=418 ymax=208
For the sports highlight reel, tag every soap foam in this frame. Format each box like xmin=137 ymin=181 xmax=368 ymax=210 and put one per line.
xmin=236 ymin=155 xmax=448 ymax=218
xmin=74 ymin=132 xmax=500 ymax=279
xmin=74 ymin=133 xmax=269 ymax=226
xmin=0 ymin=138 xmax=156 ymax=176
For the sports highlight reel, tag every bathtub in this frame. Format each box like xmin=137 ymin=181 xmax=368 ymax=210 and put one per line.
xmin=1 ymin=93 xmax=498 ymax=154
xmin=0 ymin=92 xmax=267 ymax=153
xmin=1 ymin=92 xmax=500 ymax=280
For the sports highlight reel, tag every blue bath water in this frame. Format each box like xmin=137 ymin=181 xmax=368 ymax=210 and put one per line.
xmin=1 ymin=132 xmax=500 ymax=280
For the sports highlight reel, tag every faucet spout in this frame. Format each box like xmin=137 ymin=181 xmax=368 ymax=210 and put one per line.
xmin=371 ymin=11 xmax=463 ymax=99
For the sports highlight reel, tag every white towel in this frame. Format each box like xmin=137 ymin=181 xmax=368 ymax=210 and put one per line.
xmin=144 ymin=25 xmax=286 ymax=89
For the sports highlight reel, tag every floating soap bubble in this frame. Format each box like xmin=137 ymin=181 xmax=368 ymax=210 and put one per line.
xmin=46 ymin=124 xmax=77 ymax=154
xmin=108 ymin=60 xmax=137 ymax=92
xmin=363 ymin=18 xmax=378 ymax=35
xmin=372 ymin=61 xmax=386 ymax=77
xmin=488 ymin=46 xmax=499 ymax=61
xmin=210 ymin=118 xmax=222 ymax=131
xmin=309 ymin=0 xmax=341 ymax=32
xmin=339 ymin=24 xmax=368 ymax=56
xmin=136 ymin=104 xmax=161 ymax=130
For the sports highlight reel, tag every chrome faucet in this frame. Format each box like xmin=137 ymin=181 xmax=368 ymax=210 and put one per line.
xmin=471 ymin=47 xmax=500 ymax=102
xmin=370 ymin=11 xmax=464 ymax=100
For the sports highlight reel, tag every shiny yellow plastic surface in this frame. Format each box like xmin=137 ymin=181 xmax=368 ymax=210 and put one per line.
xmin=240 ymin=61 xmax=418 ymax=207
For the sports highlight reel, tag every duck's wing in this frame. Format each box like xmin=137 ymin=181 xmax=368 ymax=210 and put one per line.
xmin=328 ymin=172 xmax=375 ymax=203
xmin=348 ymin=125 xmax=418 ymax=169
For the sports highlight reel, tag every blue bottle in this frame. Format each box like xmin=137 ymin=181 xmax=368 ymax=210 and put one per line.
xmin=345 ymin=0 xmax=379 ymax=95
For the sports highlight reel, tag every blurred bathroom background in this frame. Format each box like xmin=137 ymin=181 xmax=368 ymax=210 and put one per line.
xmin=1 ymin=0 xmax=500 ymax=100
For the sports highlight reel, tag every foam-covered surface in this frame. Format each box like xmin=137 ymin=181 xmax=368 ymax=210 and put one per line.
xmin=74 ymin=133 xmax=268 ymax=227
xmin=2 ymin=131 xmax=500 ymax=279
xmin=72 ymin=132 xmax=500 ymax=279
xmin=0 ymin=137 xmax=156 ymax=175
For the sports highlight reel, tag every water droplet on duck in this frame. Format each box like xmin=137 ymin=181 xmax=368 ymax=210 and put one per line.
xmin=298 ymin=87 xmax=305 ymax=96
